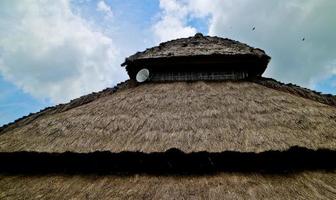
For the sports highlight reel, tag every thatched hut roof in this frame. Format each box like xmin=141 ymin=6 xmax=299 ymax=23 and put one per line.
xmin=1 ymin=170 xmax=335 ymax=200
xmin=0 ymin=78 xmax=335 ymax=153
xmin=1 ymin=35 xmax=336 ymax=199
xmin=123 ymin=33 xmax=268 ymax=62
xmin=122 ymin=33 xmax=271 ymax=80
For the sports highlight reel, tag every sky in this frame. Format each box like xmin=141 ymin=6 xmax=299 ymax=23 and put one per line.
xmin=0 ymin=0 xmax=336 ymax=126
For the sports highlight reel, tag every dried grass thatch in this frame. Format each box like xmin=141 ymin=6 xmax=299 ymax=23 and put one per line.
xmin=1 ymin=31 xmax=336 ymax=199
xmin=1 ymin=77 xmax=336 ymax=199
xmin=1 ymin=79 xmax=335 ymax=153
xmin=122 ymin=33 xmax=271 ymax=78
xmin=1 ymin=171 xmax=335 ymax=200
xmin=122 ymin=33 xmax=269 ymax=64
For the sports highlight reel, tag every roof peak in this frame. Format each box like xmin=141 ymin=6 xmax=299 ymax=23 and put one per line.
xmin=194 ymin=32 xmax=204 ymax=38
xmin=122 ymin=34 xmax=271 ymax=82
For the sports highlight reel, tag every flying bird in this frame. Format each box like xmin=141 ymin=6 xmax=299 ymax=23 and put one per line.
xmin=252 ymin=27 xmax=255 ymax=31
xmin=302 ymin=37 xmax=305 ymax=41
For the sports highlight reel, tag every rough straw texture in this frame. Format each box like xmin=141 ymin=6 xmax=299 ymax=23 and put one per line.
xmin=122 ymin=33 xmax=269 ymax=64
xmin=1 ymin=80 xmax=335 ymax=153
xmin=1 ymin=79 xmax=335 ymax=199
xmin=2 ymin=32 xmax=335 ymax=199
xmin=1 ymin=171 xmax=335 ymax=200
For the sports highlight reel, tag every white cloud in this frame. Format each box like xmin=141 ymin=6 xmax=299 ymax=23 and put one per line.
xmin=97 ymin=1 xmax=113 ymax=19
xmin=153 ymin=0 xmax=197 ymax=42
xmin=1 ymin=0 xmax=335 ymax=104
xmin=203 ymin=0 xmax=336 ymax=87
xmin=155 ymin=0 xmax=336 ymax=89
xmin=0 ymin=0 xmax=124 ymax=103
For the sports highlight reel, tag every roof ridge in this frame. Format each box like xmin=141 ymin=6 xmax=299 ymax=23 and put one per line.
xmin=0 ymin=80 xmax=133 ymax=134
xmin=253 ymin=77 xmax=336 ymax=107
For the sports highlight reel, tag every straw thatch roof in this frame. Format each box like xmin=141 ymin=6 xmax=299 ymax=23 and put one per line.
xmin=122 ymin=33 xmax=269 ymax=63
xmin=0 ymin=78 xmax=335 ymax=153
xmin=1 ymin=171 xmax=335 ymax=200
xmin=1 ymin=34 xmax=336 ymax=199
xmin=122 ymin=33 xmax=271 ymax=79
xmin=1 ymin=79 xmax=336 ymax=199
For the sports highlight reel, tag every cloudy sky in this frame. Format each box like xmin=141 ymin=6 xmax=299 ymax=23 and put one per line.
xmin=0 ymin=0 xmax=336 ymax=126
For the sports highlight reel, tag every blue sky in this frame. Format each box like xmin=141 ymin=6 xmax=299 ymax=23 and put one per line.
xmin=0 ymin=0 xmax=336 ymax=126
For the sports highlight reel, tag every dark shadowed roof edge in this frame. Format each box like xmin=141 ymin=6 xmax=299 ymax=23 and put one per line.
xmin=0 ymin=147 xmax=335 ymax=173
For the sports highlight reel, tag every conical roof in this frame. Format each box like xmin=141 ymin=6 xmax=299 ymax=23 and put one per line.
xmin=0 ymin=78 xmax=335 ymax=153
xmin=123 ymin=33 xmax=269 ymax=63
xmin=1 ymin=36 xmax=336 ymax=199
xmin=122 ymin=33 xmax=271 ymax=80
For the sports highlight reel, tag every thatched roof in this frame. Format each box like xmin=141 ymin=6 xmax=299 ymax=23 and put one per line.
xmin=0 ymin=31 xmax=335 ymax=198
xmin=123 ymin=33 xmax=269 ymax=64
xmin=122 ymin=33 xmax=271 ymax=79
xmin=1 ymin=171 xmax=335 ymax=199
xmin=0 ymin=78 xmax=335 ymax=153
xmin=1 ymin=77 xmax=336 ymax=199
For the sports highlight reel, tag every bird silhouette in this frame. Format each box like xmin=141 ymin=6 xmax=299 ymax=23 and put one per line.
xmin=252 ymin=27 xmax=255 ymax=31
xmin=302 ymin=37 xmax=305 ymax=41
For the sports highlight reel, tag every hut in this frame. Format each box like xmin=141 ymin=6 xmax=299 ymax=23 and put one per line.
xmin=0 ymin=33 xmax=335 ymax=199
